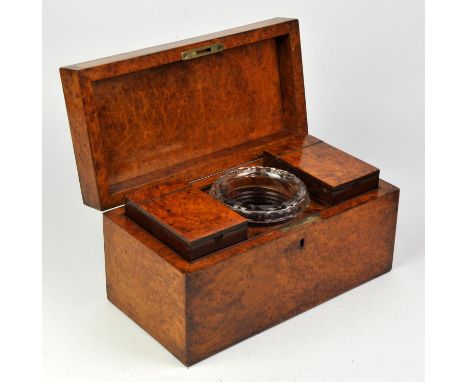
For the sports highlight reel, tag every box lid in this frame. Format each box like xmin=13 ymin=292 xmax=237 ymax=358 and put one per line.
xmin=125 ymin=187 xmax=248 ymax=261
xmin=60 ymin=18 xmax=308 ymax=210
xmin=264 ymin=142 xmax=380 ymax=205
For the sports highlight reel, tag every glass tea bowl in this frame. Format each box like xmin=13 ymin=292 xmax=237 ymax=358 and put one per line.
xmin=209 ymin=166 xmax=310 ymax=225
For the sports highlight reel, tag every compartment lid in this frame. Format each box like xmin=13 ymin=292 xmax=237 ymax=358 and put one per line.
xmin=60 ymin=18 xmax=307 ymax=210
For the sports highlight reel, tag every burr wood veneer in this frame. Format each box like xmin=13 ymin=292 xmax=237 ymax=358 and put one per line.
xmin=125 ymin=188 xmax=247 ymax=261
xmin=60 ymin=18 xmax=308 ymax=210
xmin=61 ymin=18 xmax=400 ymax=366
xmin=105 ymin=179 xmax=399 ymax=365
xmin=264 ymin=142 xmax=380 ymax=204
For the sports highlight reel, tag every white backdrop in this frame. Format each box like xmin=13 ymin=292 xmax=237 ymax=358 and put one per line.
xmin=43 ymin=1 xmax=424 ymax=381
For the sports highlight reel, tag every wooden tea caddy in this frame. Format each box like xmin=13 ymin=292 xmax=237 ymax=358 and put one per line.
xmin=60 ymin=18 xmax=399 ymax=366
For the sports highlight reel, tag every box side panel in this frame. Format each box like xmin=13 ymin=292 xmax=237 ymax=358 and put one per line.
xmin=103 ymin=210 xmax=187 ymax=364
xmin=60 ymin=68 xmax=102 ymax=209
xmin=186 ymin=188 xmax=399 ymax=365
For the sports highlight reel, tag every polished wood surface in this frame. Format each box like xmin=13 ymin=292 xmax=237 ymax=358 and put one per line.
xmin=92 ymin=38 xmax=283 ymax=187
xmin=265 ymin=142 xmax=380 ymax=204
xmin=104 ymin=180 xmax=399 ymax=365
xmin=122 ymin=134 xmax=324 ymax=261
xmin=117 ymin=132 xmax=318 ymax=197
xmin=123 ymin=135 xmax=379 ymax=260
xmin=62 ymin=18 xmax=400 ymax=367
xmin=272 ymin=142 xmax=379 ymax=189
xmin=104 ymin=219 xmax=187 ymax=362
xmin=60 ymin=69 xmax=102 ymax=207
xmin=60 ymin=18 xmax=307 ymax=210
xmin=126 ymin=188 xmax=247 ymax=260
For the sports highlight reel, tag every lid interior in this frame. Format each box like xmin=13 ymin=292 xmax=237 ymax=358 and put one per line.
xmin=61 ymin=18 xmax=307 ymax=210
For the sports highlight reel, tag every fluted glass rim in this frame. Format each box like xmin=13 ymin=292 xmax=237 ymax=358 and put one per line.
xmin=209 ymin=166 xmax=310 ymax=225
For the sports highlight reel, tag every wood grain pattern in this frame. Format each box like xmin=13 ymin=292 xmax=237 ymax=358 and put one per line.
xmin=126 ymin=188 xmax=247 ymax=260
xmin=92 ymin=38 xmax=284 ymax=186
xmin=63 ymin=18 xmax=400 ymax=368
xmin=265 ymin=142 xmax=380 ymax=204
xmin=60 ymin=69 xmax=103 ymax=208
xmin=104 ymin=216 xmax=187 ymax=362
xmin=125 ymin=178 xmax=189 ymax=205
xmin=114 ymin=132 xmax=319 ymax=196
xmin=104 ymin=180 xmax=399 ymax=365
xmin=65 ymin=18 xmax=296 ymax=76
xmin=118 ymin=132 xmax=320 ymax=201
xmin=60 ymin=18 xmax=307 ymax=210
xmin=186 ymin=184 xmax=398 ymax=364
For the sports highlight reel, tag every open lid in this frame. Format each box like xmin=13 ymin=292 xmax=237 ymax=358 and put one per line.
xmin=60 ymin=18 xmax=308 ymax=210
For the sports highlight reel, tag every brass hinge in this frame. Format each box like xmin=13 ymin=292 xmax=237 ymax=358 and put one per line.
xmin=181 ymin=43 xmax=224 ymax=60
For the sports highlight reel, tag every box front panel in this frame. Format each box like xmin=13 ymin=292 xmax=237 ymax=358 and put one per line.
xmin=185 ymin=188 xmax=399 ymax=364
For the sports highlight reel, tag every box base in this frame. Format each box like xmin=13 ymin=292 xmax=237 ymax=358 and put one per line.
xmin=104 ymin=179 xmax=399 ymax=366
